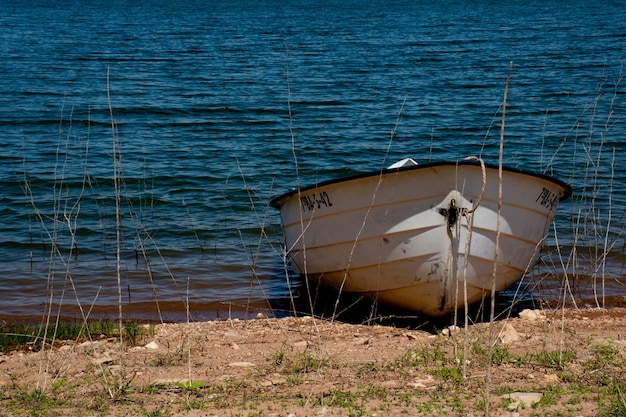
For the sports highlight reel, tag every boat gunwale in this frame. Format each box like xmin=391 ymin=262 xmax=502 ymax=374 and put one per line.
xmin=269 ymin=159 xmax=573 ymax=209
xmin=278 ymin=188 xmax=559 ymax=230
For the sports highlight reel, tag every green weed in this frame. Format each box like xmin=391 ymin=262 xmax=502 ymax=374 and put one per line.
xmin=176 ymin=380 xmax=204 ymax=390
xmin=0 ymin=319 xmax=146 ymax=352
xmin=599 ymin=378 xmax=626 ymax=417
xmin=533 ymin=349 xmax=576 ymax=369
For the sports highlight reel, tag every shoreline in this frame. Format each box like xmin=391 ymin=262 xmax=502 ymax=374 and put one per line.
xmin=2 ymin=295 xmax=626 ymax=326
xmin=1 ymin=306 xmax=625 ymax=416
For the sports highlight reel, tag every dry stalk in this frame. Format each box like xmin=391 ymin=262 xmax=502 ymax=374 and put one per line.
xmin=485 ymin=61 xmax=512 ymax=416
xmin=106 ymin=67 xmax=125 ymax=395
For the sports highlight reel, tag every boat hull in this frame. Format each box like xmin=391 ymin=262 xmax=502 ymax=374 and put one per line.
xmin=270 ymin=160 xmax=571 ymax=317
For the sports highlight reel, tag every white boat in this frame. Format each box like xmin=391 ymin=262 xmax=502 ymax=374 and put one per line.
xmin=270 ymin=158 xmax=572 ymax=318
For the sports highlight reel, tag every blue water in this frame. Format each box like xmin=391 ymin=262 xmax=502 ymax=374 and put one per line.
xmin=1 ymin=0 xmax=625 ymax=321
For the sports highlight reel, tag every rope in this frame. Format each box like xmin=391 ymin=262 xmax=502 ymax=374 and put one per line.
xmin=462 ymin=156 xmax=487 ymax=215
xmin=457 ymin=155 xmax=487 ymax=379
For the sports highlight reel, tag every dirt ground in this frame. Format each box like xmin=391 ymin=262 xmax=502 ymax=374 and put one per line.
xmin=1 ymin=307 xmax=625 ymax=417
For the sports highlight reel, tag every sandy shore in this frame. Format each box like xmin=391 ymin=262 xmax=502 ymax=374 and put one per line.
xmin=1 ymin=307 xmax=625 ymax=416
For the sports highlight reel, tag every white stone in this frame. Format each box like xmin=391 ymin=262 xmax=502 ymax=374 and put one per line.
xmin=501 ymin=392 xmax=543 ymax=410
xmin=442 ymin=325 xmax=461 ymax=337
xmin=519 ymin=309 xmax=545 ymax=322
xmin=499 ymin=323 xmax=520 ymax=344
xmin=228 ymin=361 xmax=255 ymax=368
xmin=144 ymin=341 xmax=160 ymax=350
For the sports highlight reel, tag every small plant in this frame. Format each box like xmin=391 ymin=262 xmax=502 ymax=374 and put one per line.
xmin=176 ymin=380 xmax=204 ymax=390
xmin=490 ymin=345 xmax=512 ymax=365
xmin=148 ymin=348 xmax=188 ymax=367
xmin=12 ymin=388 xmax=55 ymax=416
xmin=141 ymin=384 xmax=164 ymax=394
xmin=533 ymin=349 xmax=576 ymax=369
xmin=181 ymin=392 xmax=206 ymax=411
xmin=538 ymin=385 xmax=565 ymax=407
xmin=431 ymin=365 xmax=461 ymax=383
xmin=123 ymin=321 xmax=143 ymax=346
xmin=599 ymin=378 xmax=626 ymax=417
xmin=271 ymin=349 xmax=285 ymax=366
xmin=274 ymin=351 xmax=332 ymax=374
xmin=145 ymin=410 xmax=168 ymax=417
xmin=587 ymin=341 xmax=619 ymax=370
xmin=399 ymin=342 xmax=449 ymax=368
xmin=318 ymin=390 xmax=365 ymax=417
xmin=50 ymin=379 xmax=67 ymax=392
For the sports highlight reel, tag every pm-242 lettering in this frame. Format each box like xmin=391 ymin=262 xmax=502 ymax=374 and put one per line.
xmin=300 ymin=191 xmax=333 ymax=212
xmin=535 ymin=187 xmax=558 ymax=210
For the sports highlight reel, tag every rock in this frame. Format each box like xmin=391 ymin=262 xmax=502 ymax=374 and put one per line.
xmin=354 ymin=337 xmax=369 ymax=346
xmin=77 ymin=340 xmax=105 ymax=353
xmin=544 ymin=374 xmax=560 ymax=383
xmin=501 ymin=392 xmax=543 ymax=410
xmin=259 ymin=373 xmax=286 ymax=387
xmin=228 ymin=361 xmax=255 ymax=368
xmin=499 ymin=323 xmax=520 ymax=344
xmin=519 ymin=309 xmax=545 ymax=322
xmin=144 ymin=341 xmax=160 ymax=350
xmin=442 ymin=325 xmax=461 ymax=337
xmin=407 ymin=375 xmax=436 ymax=389
xmin=93 ymin=356 xmax=115 ymax=365
xmin=380 ymin=380 xmax=399 ymax=388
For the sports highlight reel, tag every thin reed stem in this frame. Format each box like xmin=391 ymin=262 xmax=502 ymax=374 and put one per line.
xmin=485 ymin=61 xmax=512 ymax=417
xmin=107 ymin=67 xmax=124 ymax=395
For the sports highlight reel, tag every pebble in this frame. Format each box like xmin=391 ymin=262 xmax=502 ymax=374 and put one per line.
xmin=441 ymin=325 xmax=461 ymax=337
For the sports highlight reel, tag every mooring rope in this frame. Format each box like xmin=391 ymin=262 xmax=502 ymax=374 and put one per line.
xmin=463 ymin=156 xmax=487 ymax=215
xmin=456 ymin=155 xmax=487 ymax=379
